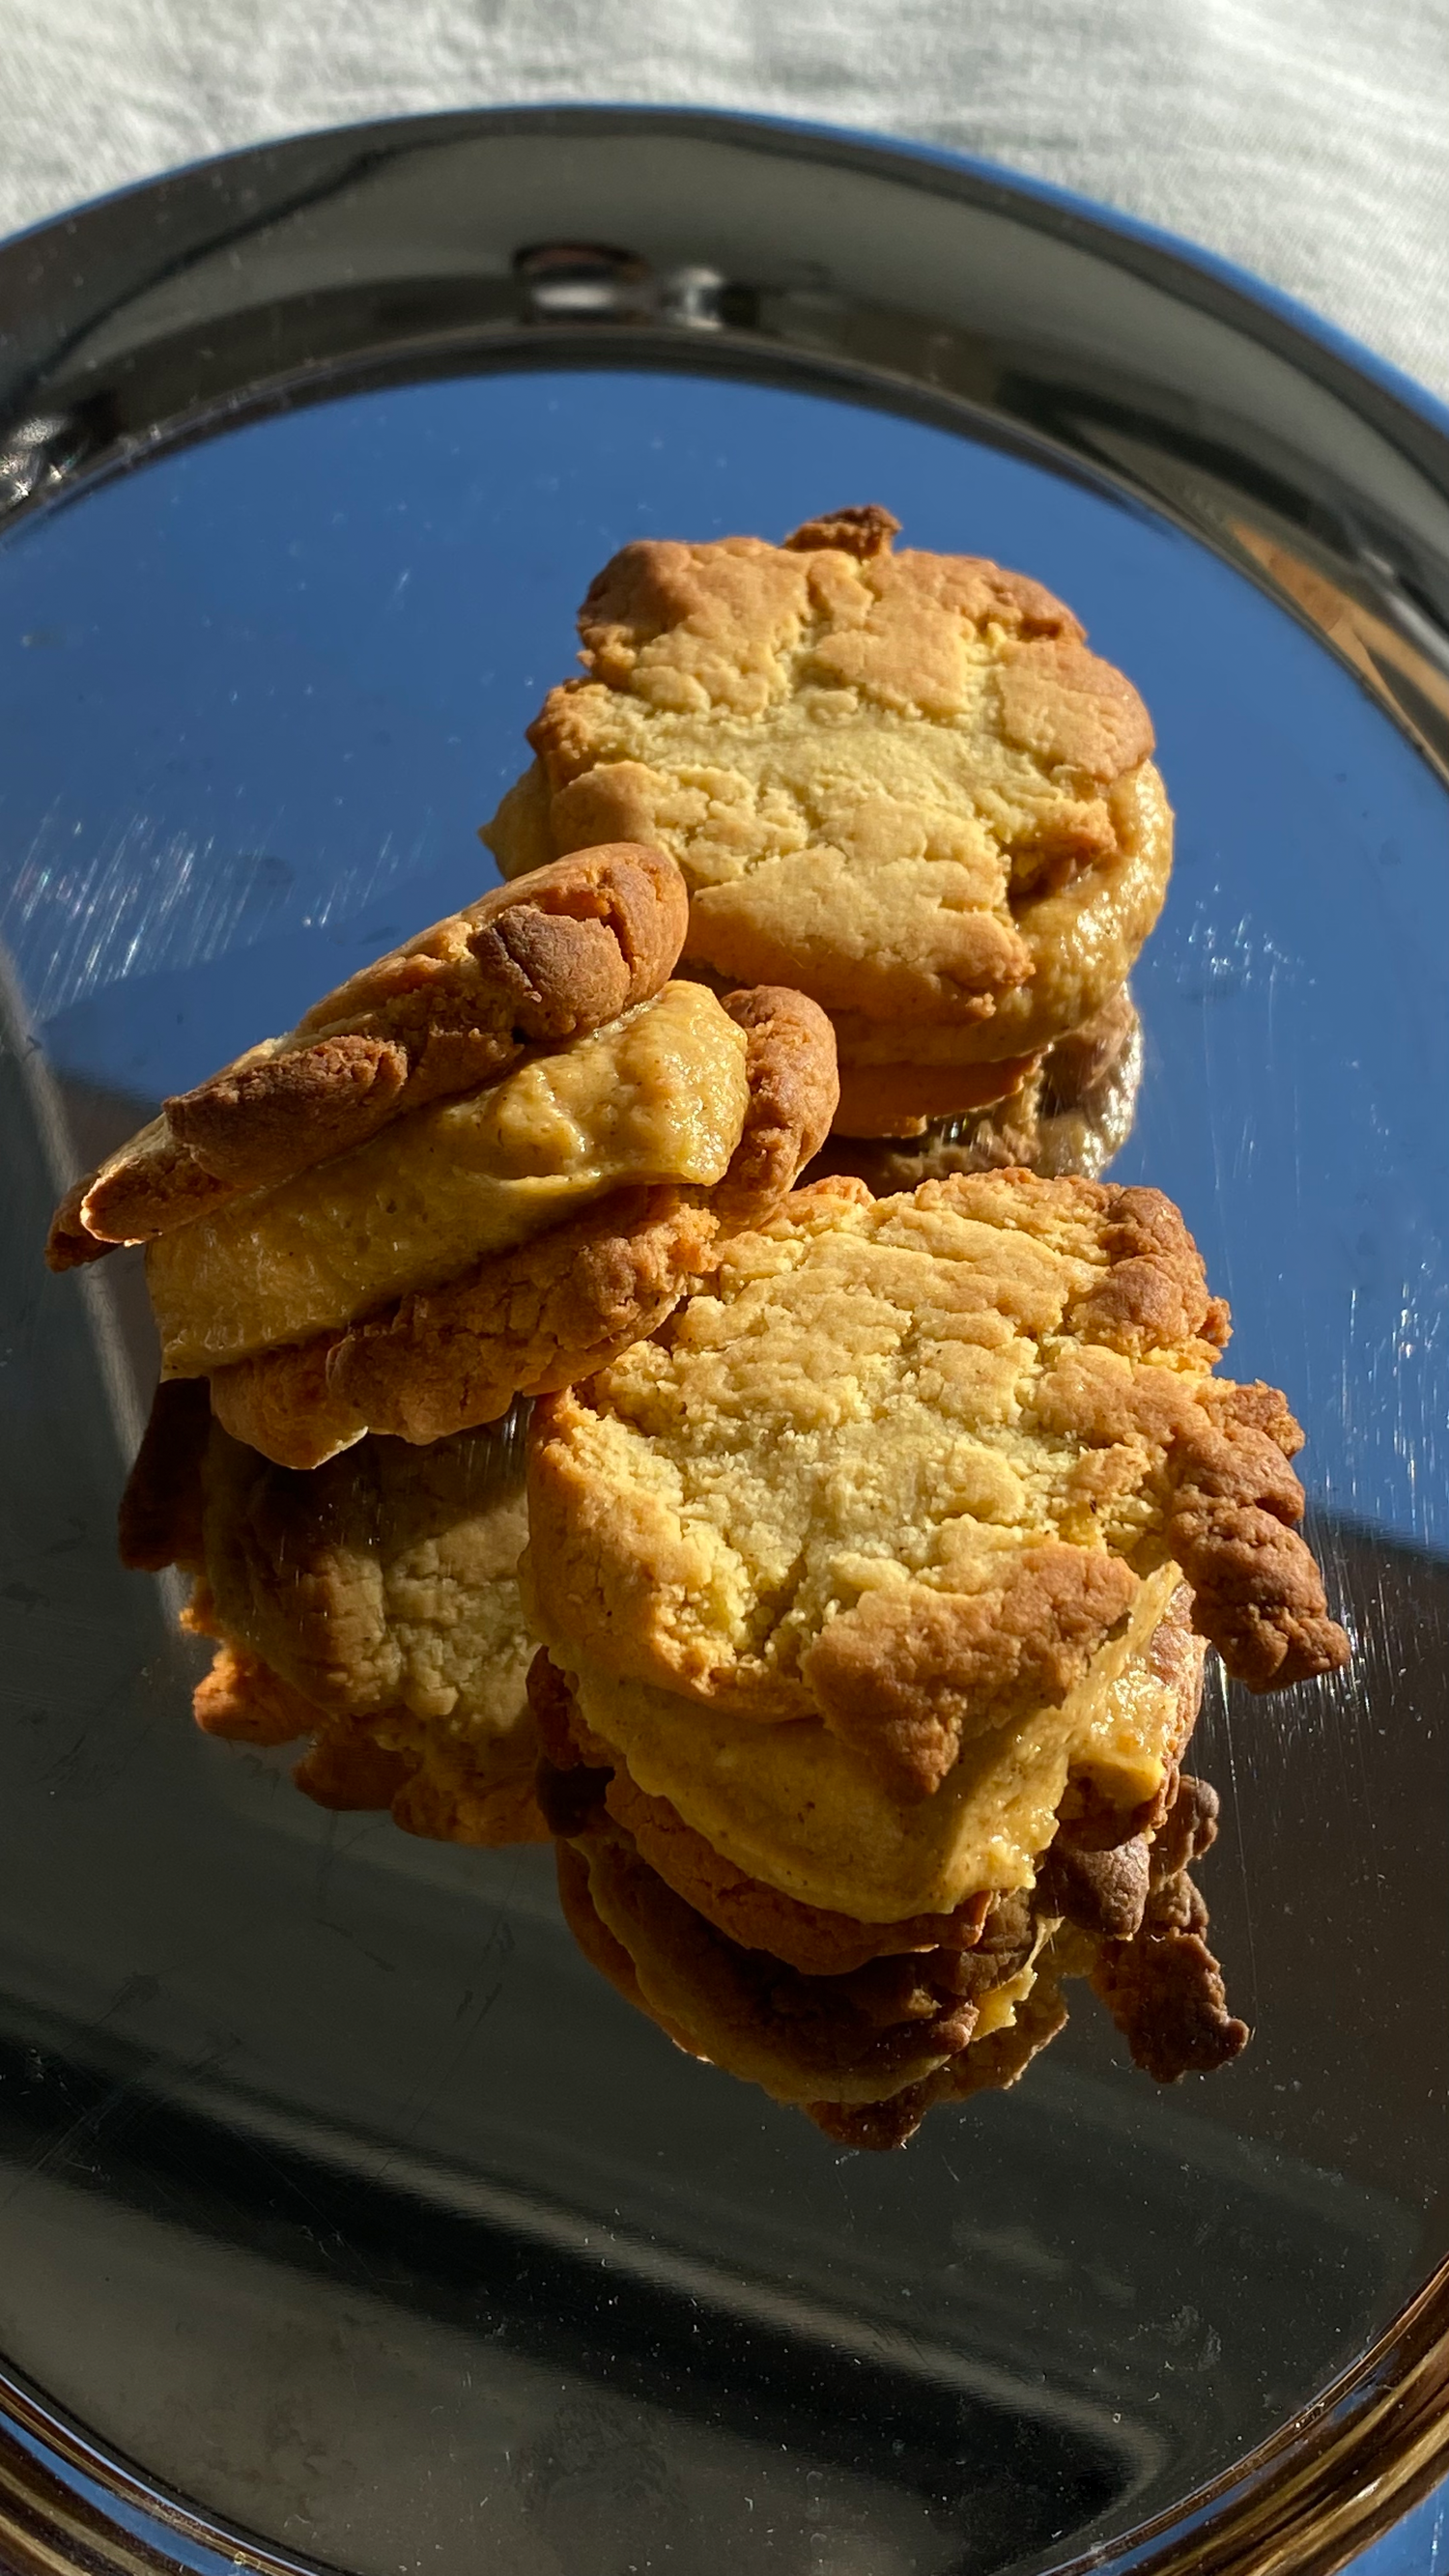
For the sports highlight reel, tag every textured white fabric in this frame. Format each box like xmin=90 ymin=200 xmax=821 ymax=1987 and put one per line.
xmin=1 ymin=0 xmax=1447 ymax=401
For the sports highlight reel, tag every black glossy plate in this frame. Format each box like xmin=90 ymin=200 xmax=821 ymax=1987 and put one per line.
xmin=0 ymin=106 xmax=1446 ymax=2576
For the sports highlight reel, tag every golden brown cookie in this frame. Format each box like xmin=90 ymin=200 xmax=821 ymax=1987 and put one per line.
xmin=148 ymin=976 xmax=753 ymax=1377
xmin=122 ymin=1384 xmax=547 ymax=1847
xmin=530 ymin=1580 xmax=1206 ymax=1972
xmin=185 ymin=1610 xmax=548 ymax=1844
xmin=812 ymin=986 xmax=1143 ymax=1175
xmin=1088 ymin=1781 xmax=1250 ymax=2081
xmin=47 ymin=843 xmax=689 ymax=1266
xmin=198 ymin=978 xmax=837 ymax=1470
xmin=535 ymin=1661 xmax=992 ymax=1972
xmin=482 ymin=509 xmax=1172 ymax=1135
xmin=527 ymin=1171 xmax=1349 ymax=1806
xmin=534 ymin=1563 xmax=1203 ymax=1928
xmin=831 ymin=1053 xmax=1039 ymax=1140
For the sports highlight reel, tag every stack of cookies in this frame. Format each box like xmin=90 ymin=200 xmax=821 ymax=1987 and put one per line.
xmin=52 ymin=841 xmax=837 ymax=1842
xmin=483 ymin=505 xmax=1162 ymax=1173
xmin=522 ymin=1170 xmax=1348 ymax=2144
xmin=44 ymin=507 xmax=1351 ymax=2148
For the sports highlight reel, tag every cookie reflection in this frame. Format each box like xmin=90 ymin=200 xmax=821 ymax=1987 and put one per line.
xmin=808 ymin=983 xmax=1143 ymax=1192
xmin=532 ymin=1633 xmax=1246 ymax=2152
xmin=481 ymin=508 xmax=1174 ymax=1150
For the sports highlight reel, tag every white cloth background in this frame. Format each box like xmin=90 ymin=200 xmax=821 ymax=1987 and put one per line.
xmin=1 ymin=0 xmax=1448 ymax=402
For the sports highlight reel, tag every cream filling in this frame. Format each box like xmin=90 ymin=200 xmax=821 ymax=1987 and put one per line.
xmin=564 ymin=1561 xmax=1184 ymax=1923
xmin=149 ymin=980 xmax=750 ymax=1373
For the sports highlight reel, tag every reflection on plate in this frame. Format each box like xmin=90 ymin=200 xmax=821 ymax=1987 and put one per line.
xmin=0 ymin=105 xmax=1447 ymax=2576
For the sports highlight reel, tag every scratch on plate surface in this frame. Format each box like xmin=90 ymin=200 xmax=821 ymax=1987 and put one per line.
xmin=0 ymin=805 xmax=431 ymax=1023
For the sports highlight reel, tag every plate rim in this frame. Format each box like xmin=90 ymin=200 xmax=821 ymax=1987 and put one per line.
xmin=4 ymin=99 xmax=1446 ymax=798
xmin=5 ymin=96 xmax=1449 ymax=448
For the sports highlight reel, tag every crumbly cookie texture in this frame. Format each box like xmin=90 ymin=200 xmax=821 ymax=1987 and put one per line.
xmin=807 ymin=1968 xmax=1072 ymax=2151
xmin=556 ymin=1767 xmax=1241 ymax=2144
xmin=207 ymin=983 xmax=838 ymax=1471
xmin=46 ymin=842 xmax=688 ymax=1267
xmin=191 ymin=1633 xmax=548 ymax=1846
xmin=527 ymin=1171 xmax=1350 ymax=1799
xmin=199 ymin=1421 xmax=532 ymax=1732
xmin=188 ymin=1635 xmax=547 ymax=1847
xmin=1087 ymin=1777 xmax=1249 ymax=2081
xmin=482 ymin=507 xmax=1172 ymax=1077
xmin=209 ymin=1186 xmax=718 ymax=1469
xmin=120 ymin=1380 xmax=545 ymax=1846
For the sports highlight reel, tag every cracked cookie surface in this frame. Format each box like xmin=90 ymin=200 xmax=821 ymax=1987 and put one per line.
xmin=527 ymin=1169 xmax=1350 ymax=1800
xmin=536 ymin=1565 xmax=1197 ymax=1923
xmin=482 ymin=509 xmax=1172 ymax=1127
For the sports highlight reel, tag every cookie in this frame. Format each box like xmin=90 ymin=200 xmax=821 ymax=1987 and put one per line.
xmin=482 ymin=508 xmax=1171 ymax=1136
xmin=192 ymin=1643 xmax=547 ymax=1848
xmin=530 ymin=1583 xmax=1206 ymax=1969
xmin=148 ymin=976 xmax=753 ymax=1374
xmin=526 ymin=1171 xmax=1350 ymax=1807
xmin=196 ymin=977 xmax=837 ymax=1470
xmin=47 ymin=843 xmax=689 ymax=1266
xmin=812 ymin=985 xmax=1143 ymax=1173
xmin=121 ymin=1377 xmax=546 ymax=1846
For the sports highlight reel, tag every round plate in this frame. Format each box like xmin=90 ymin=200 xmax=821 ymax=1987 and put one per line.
xmin=1 ymin=106 xmax=1446 ymax=2576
